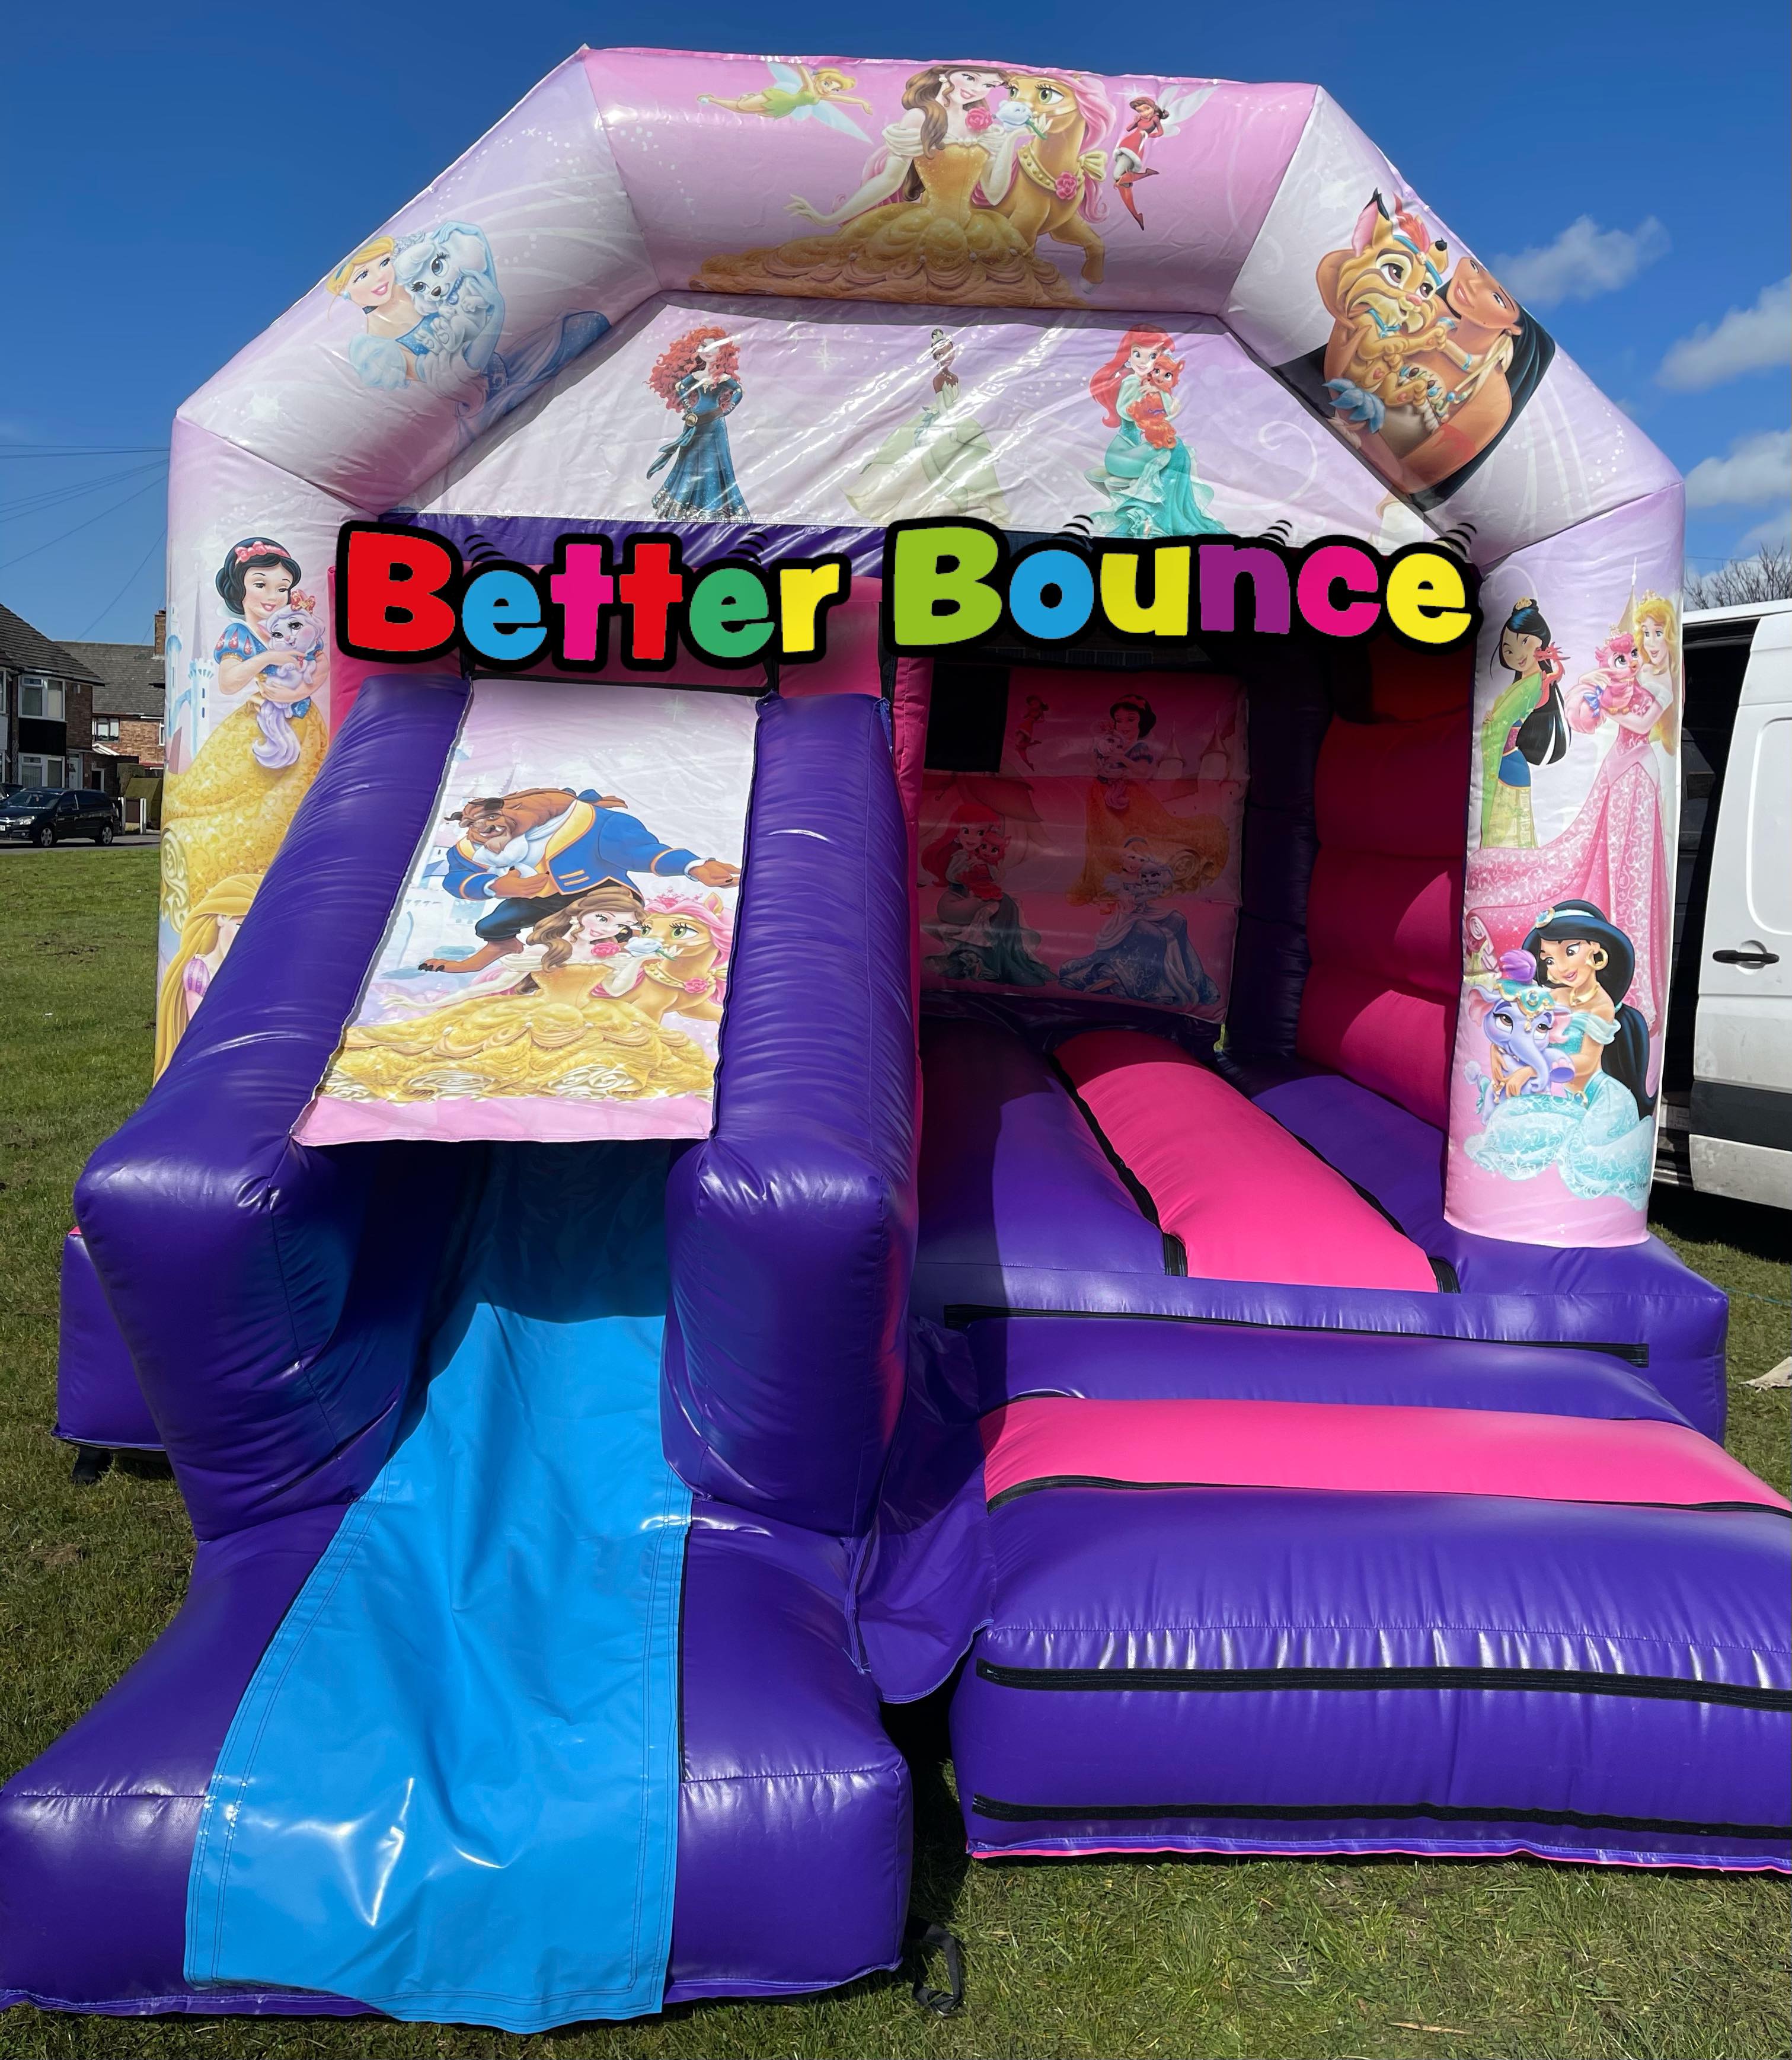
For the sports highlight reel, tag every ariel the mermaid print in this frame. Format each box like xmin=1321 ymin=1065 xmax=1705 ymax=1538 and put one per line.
xmin=1082 ymin=330 xmax=1225 ymax=540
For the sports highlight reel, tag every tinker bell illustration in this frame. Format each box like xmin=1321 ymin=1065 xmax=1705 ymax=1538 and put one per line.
xmin=1111 ymin=85 xmax=1214 ymax=228
xmin=699 ymin=62 xmax=874 ymax=141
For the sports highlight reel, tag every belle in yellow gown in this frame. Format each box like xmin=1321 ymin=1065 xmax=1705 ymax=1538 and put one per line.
xmin=695 ymin=65 xmax=1082 ymax=309
xmin=319 ymin=958 xmax=714 ymax=1106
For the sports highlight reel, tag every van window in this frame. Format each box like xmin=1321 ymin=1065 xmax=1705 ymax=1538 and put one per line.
xmin=1664 ymin=623 xmax=1756 ymax=1093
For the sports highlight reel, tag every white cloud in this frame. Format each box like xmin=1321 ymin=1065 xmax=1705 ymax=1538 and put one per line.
xmin=1738 ymin=506 xmax=1792 ymax=551
xmin=1659 ymin=276 xmax=1792 ymax=390
xmin=1490 ymin=215 xmax=1669 ymax=307
xmin=1684 ymin=430 xmax=1792 ymax=507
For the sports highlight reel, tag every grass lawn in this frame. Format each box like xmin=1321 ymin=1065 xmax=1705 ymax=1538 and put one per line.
xmin=2 ymin=846 xmax=1787 ymax=2060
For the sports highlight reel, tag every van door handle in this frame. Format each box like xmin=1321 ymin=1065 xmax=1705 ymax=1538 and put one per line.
xmin=1712 ymin=947 xmax=1780 ymax=967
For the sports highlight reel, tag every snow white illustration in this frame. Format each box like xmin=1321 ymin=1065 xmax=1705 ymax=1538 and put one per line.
xmin=159 ymin=539 xmax=328 ymax=935
xmin=646 ymin=327 xmax=749 ymax=522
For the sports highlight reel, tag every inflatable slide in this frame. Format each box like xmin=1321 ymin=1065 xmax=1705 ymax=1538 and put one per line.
xmin=7 ymin=45 xmax=1787 ymax=2032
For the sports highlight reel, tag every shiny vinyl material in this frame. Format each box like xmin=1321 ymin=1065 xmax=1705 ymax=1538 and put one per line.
xmin=11 ymin=38 xmax=1789 ymax=2034
xmin=185 ymin=1145 xmax=689 ymax=2033
xmin=953 ymin=1486 xmax=1792 ymax=1867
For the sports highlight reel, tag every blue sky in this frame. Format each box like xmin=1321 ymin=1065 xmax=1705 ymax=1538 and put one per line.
xmin=6 ymin=0 xmax=1787 ymax=643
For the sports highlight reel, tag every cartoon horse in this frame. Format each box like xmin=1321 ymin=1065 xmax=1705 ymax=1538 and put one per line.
xmin=612 ymin=893 xmax=732 ymax=1027
xmin=993 ymin=74 xmax=1112 ymax=286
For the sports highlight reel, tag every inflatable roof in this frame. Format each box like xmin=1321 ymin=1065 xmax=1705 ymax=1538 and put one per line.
xmin=5 ymin=47 xmax=1785 ymax=2039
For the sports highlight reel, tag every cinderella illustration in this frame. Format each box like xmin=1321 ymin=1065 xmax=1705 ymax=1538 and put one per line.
xmin=646 ymin=327 xmax=749 ymax=522
xmin=325 ymin=223 xmax=608 ymax=445
xmin=845 ymin=328 xmax=1012 ymax=525
xmin=1084 ymin=328 xmax=1226 ymax=539
xmin=1058 ymin=841 xmax=1220 ymax=1012
xmin=1462 ymin=899 xmax=1656 ymax=1206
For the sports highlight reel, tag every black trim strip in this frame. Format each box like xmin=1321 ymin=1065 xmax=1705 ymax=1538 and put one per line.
xmin=1045 ymin=1053 xmax=1185 ymax=1282
xmin=944 ymin=1302 xmax=1650 ymax=1366
xmin=983 ymin=1473 xmax=1790 ymax=1519
xmin=974 ymin=1657 xmax=1792 ymax=1710
xmin=1691 ymin=1078 xmax=1792 ymax=1153
xmin=969 ymin=1796 xmax=1792 ymax=1840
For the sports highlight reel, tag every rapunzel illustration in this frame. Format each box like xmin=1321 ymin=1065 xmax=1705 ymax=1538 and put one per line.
xmin=1084 ymin=328 xmax=1225 ymax=539
xmin=1478 ymin=597 xmax=1567 ymax=848
xmin=844 ymin=328 xmax=1012 ymax=525
xmin=153 ymin=872 xmax=260 ymax=1077
xmin=646 ymin=327 xmax=749 ymax=522
xmin=1470 ymin=597 xmax=1676 ymax=1034
xmin=1070 ymin=693 xmax=1229 ymax=903
xmin=1464 ymin=900 xmax=1656 ymax=1205
xmin=692 ymin=65 xmax=1083 ymax=309
xmin=159 ymin=539 xmax=328 ymax=935
xmin=921 ymin=793 xmax=1052 ymax=987
xmin=319 ymin=892 xmax=715 ymax=1106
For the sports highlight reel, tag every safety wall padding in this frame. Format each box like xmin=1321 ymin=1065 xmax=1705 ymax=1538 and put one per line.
xmin=161 ymin=46 xmax=1686 ymax=1250
xmin=1446 ymin=485 xmax=1685 ymax=1247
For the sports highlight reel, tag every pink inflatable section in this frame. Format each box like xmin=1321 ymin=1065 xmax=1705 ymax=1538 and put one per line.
xmin=1056 ymin=1029 xmax=1439 ymax=1292
xmin=981 ymin=1397 xmax=1792 ymax=1515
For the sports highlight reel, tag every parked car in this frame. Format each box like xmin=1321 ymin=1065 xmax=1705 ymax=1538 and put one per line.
xmin=1658 ymin=597 xmax=1791 ymax=1209
xmin=0 ymin=787 xmax=121 ymax=847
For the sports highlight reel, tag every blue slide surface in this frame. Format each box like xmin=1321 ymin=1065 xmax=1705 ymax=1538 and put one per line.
xmin=185 ymin=1143 xmax=689 ymax=2031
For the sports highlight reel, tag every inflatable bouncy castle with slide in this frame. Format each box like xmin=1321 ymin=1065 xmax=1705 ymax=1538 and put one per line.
xmin=5 ymin=47 xmax=1787 ymax=2030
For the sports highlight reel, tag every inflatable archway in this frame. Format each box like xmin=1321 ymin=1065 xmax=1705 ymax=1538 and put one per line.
xmin=5 ymin=47 xmax=1787 ymax=2033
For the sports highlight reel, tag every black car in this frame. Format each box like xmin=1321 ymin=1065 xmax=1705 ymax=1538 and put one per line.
xmin=0 ymin=787 xmax=121 ymax=846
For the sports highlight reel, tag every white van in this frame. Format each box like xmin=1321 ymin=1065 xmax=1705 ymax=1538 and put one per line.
xmin=1657 ymin=598 xmax=1792 ymax=1208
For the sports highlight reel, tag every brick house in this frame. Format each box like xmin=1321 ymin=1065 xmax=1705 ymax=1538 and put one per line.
xmin=0 ymin=601 xmax=105 ymax=791
xmin=63 ymin=612 xmax=168 ymax=804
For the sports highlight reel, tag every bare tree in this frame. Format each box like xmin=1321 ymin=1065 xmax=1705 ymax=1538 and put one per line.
xmin=1685 ymin=543 xmax=1792 ymax=611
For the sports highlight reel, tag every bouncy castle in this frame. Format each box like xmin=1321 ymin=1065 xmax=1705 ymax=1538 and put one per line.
xmin=5 ymin=46 xmax=1788 ymax=2032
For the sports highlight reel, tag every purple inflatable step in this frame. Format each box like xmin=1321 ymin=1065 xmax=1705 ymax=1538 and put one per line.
xmin=951 ymin=1481 xmax=1791 ymax=1871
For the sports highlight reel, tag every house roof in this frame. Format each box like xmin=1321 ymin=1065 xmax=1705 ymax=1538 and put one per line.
xmin=0 ymin=602 xmax=106 ymax=686
xmin=58 ymin=640 xmax=165 ymax=718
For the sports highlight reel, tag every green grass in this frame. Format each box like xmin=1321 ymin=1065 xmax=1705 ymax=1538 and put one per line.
xmin=2 ymin=847 xmax=1787 ymax=2060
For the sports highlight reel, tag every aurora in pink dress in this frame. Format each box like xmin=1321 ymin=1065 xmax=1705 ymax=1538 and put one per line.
xmin=1466 ymin=677 xmax=1670 ymax=1045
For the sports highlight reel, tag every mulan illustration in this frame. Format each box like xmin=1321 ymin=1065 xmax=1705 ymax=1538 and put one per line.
xmin=1478 ymin=596 xmax=1569 ymax=848
xmin=1464 ymin=898 xmax=1656 ymax=1206
xmin=646 ymin=326 xmax=749 ymax=521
